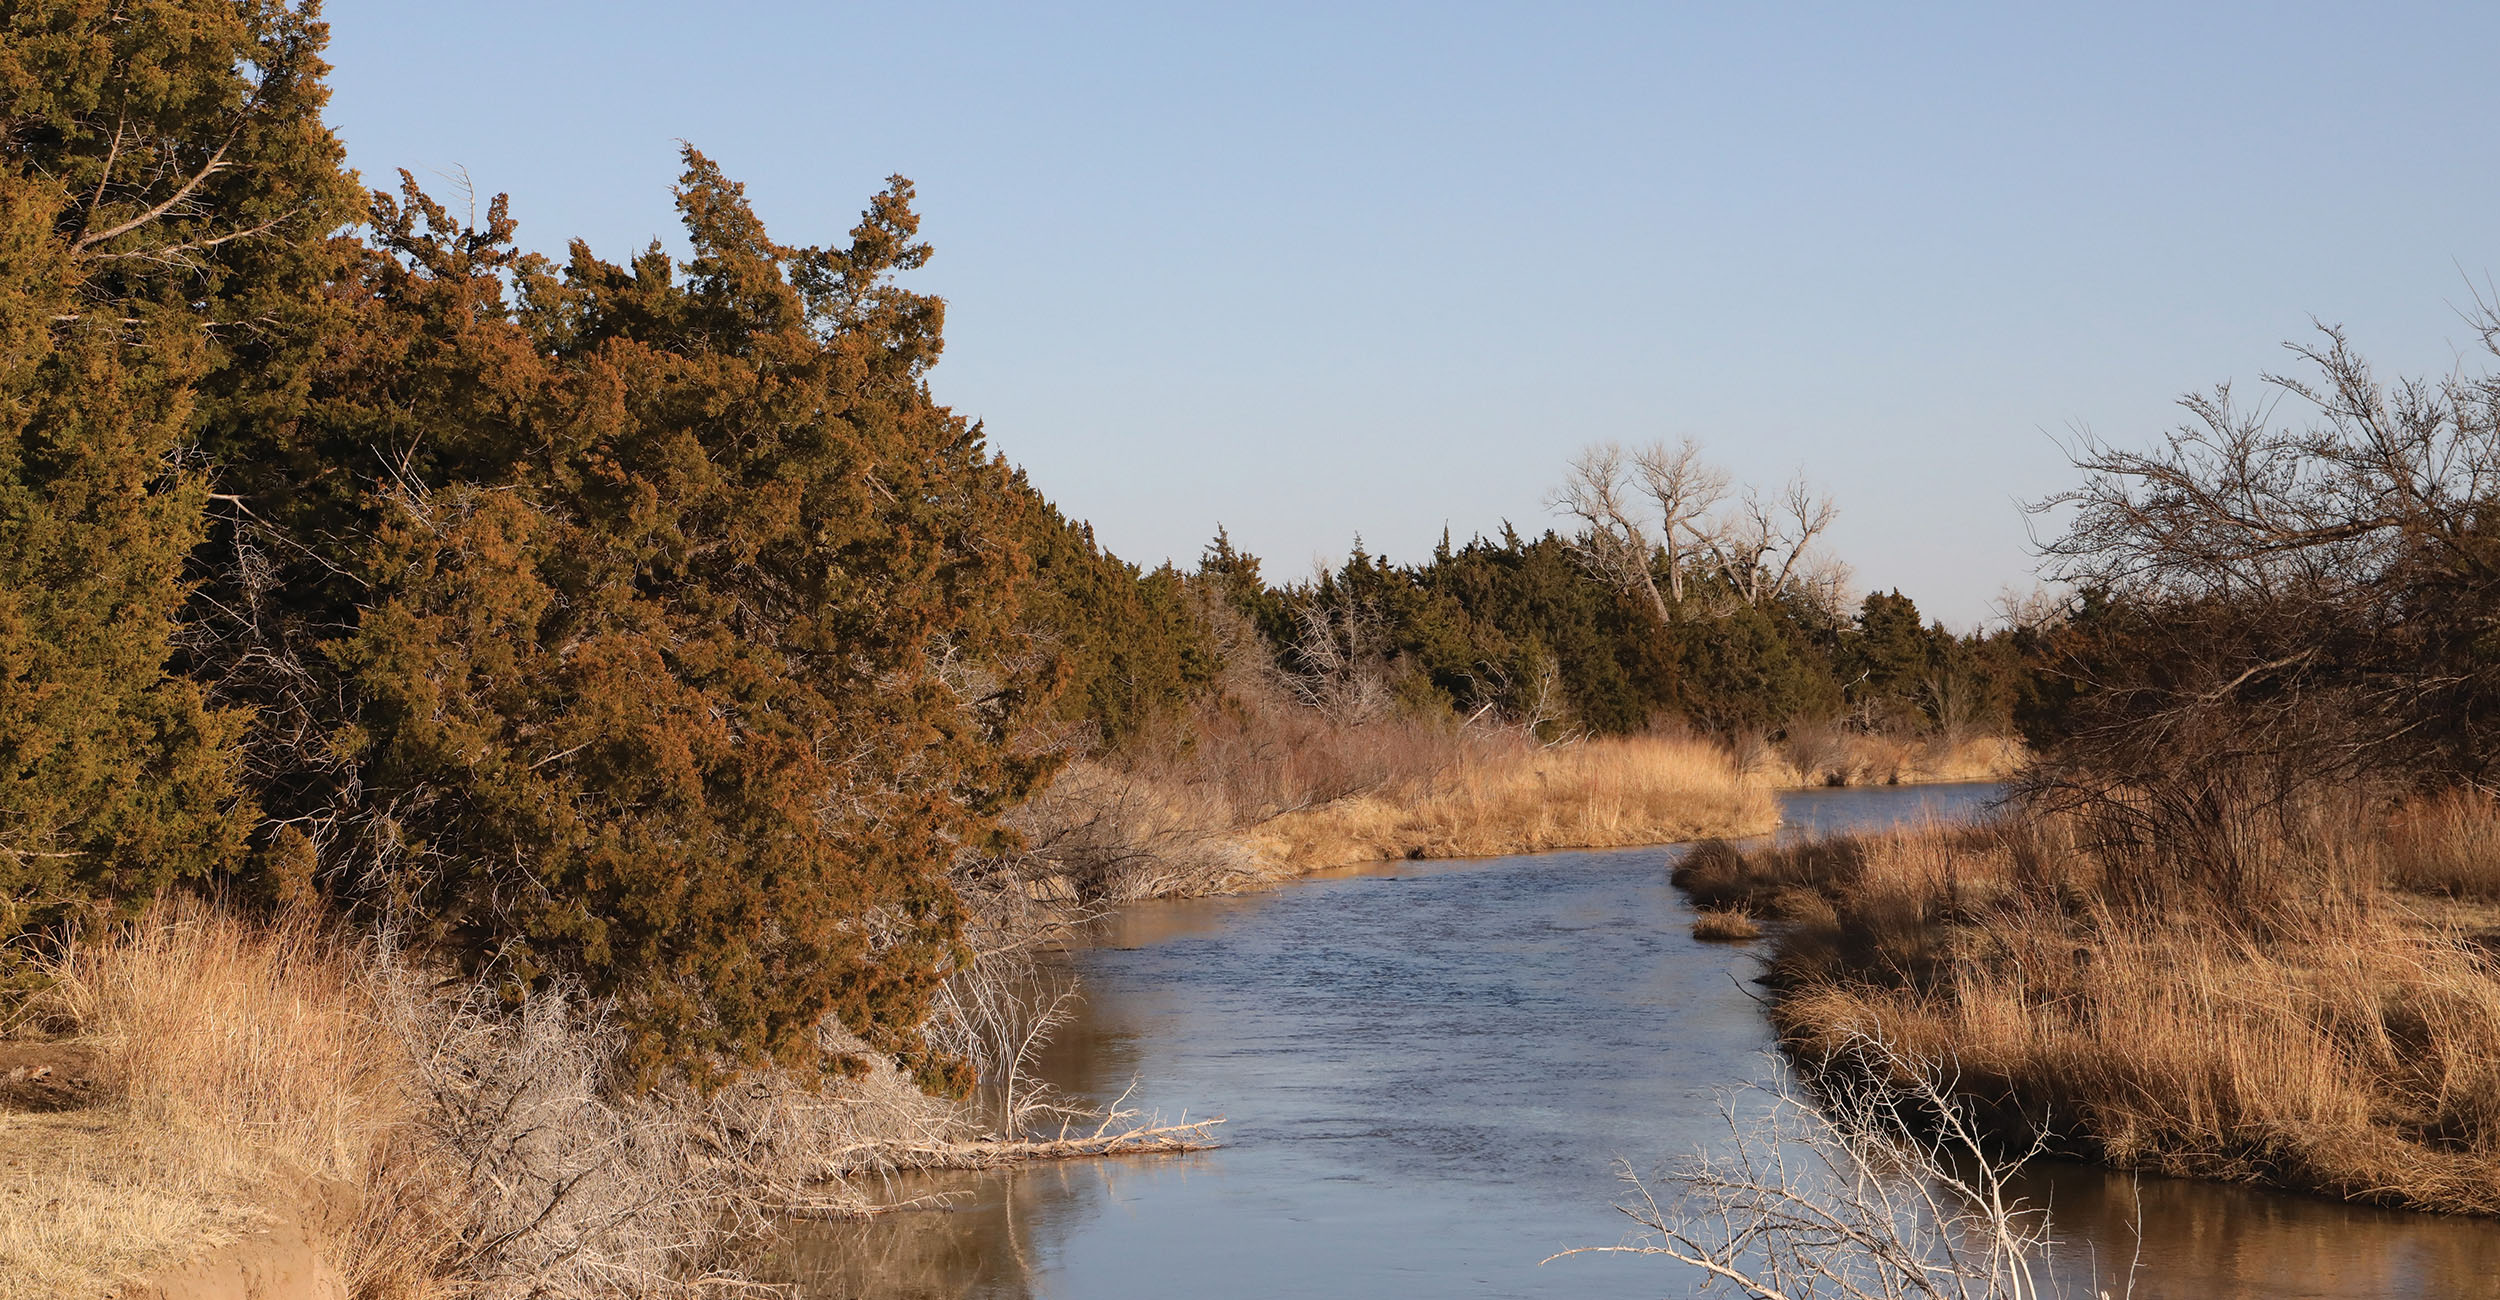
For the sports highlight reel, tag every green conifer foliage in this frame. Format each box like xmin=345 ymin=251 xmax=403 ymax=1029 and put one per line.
xmin=287 ymin=155 xmax=1046 ymax=1086
xmin=0 ymin=0 xmax=353 ymax=928
xmin=1013 ymin=482 xmax=1214 ymax=749
xmin=0 ymin=171 xmax=242 ymax=930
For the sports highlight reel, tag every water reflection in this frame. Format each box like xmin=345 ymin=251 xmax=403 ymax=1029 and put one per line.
xmin=768 ymin=1160 xmax=1215 ymax=1300
xmin=2020 ymin=1163 xmax=2500 ymax=1299
xmin=778 ymin=783 xmax=2500 ymax=1299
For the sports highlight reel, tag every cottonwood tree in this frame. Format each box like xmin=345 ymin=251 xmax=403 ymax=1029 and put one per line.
xmin=1551 ymin=441 xmax=1675 ymax=621
xmin=1551 ymin=438 xmax=1840 ymax=617
xmin=1698 ymin=474 xmax=1841 ymax=609
xmin=1634 ymin=438 xmax=1731 ymax=605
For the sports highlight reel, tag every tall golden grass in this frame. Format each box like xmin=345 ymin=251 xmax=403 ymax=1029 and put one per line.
xmin=1241 ymin=733 xmax=1778 ymax=875
xmin=1 ymin=896 xmax=1213 ymax=1298
xmin=1744 ymin=727 xmax=2026 ymax=789
xmin=1 ymin=901 xmax=407 ymax=1299
xmin=1682 ymin=794 xmax=2500 ymax=1215
xmin=1010 ymin=686 xmax=1788 ymax=896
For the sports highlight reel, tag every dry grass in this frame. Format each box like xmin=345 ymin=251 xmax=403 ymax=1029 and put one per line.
xmin=0 ymin=901 xmax=407 ymax=1299
xmin=2389 ymin=788 xmax=2500 ymax=900
xmin=1751 ymin=727 xmax=2027 ymax=789
xmin=1681 ymin=794 xmax=2500 ymax=1216
xmin=1008 ymin=665 xmax=1782 ymax=897
xmin=0 ymin=896 xmax=1197 ymax=1300
xmin=1688 ymin=908 xmax=1762 ymax=942
xmin=1239 ymin=733 xmax=1777 ymax=876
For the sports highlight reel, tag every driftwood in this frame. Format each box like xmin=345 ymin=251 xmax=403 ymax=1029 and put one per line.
xmin=813 ymin=1114 xmax=1223 ymax=1176
xmin=777 ymin=1114 xmax=1224 ymax=1220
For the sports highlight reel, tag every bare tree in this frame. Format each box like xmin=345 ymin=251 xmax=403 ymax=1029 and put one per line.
xmin=1284 ymin=581 xmax=1397 ymax=726
xmin=1634 ymin=438 xmax=1733 ymax=605
xmin=2029 ymin=317 xmax=2500 ymax=790
xmin=1550 ymin=442 xmax=1673 ymax=621
xmin=2038 ymin=325 xmax=2500 ymax=599
xmin=1698 ymin=474 xmax=1841 ymax=609
xmin=1547 ymin=1034 xmax=2115 ymax=1300
xmin=1551 ymin=439 xmax=1843 ymax=618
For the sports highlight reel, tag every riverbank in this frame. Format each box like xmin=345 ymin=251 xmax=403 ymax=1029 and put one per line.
xmin=1235 ymin=733 xmax=1780 ymax=877
xmin=1009 ymin=725 xmax=2025 ymax=900
xmin=1671 ymin=791 xmax=2500 ymax=1217
xmin=6 ymin=734 xmax=2015 ymax=1297
xmin=0 ymin=901 xmax=1214 ymax=1300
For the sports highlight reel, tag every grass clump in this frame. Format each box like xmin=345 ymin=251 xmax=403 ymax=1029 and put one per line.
xmin=1673 ymin=791 xmax=2500 ymax=1216
xmin=1 ymin=901 xmax=406 ymax=1299
xmin=1688 ymin=908 xmax=1762 ymax=942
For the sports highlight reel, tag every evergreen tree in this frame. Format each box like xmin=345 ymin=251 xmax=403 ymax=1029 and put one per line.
xmin=0 ymin=0 xmax=354 ymax=928
xmin=293 ymin=155 xmax=1048 ymax=1086
xmin=1012 ymin=482 xmax=1214 ymax=749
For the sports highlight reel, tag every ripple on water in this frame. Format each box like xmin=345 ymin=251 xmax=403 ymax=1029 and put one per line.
xmin=771 ymin=783 xmax=2500 ymax=1300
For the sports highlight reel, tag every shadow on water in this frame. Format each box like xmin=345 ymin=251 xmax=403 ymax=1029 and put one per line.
xmin=773 ymin=783 xmax=2500 ymax=1299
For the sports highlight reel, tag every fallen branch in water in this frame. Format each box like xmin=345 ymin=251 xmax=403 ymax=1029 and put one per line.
xmin=887 ymin=1117 xmax=1227 ymax=1169
xmin=775 ymin=1112 xmax=1224 ymax=1221
xmin=813 ymin=1115 xmax=1224 ymax=1175
xmin=774 ymin=1188 xmax=968 ymax=1222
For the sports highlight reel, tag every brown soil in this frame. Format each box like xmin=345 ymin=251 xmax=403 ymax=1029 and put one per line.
xmin=115 ymin=1188 xmax=353 ymax=1300
xmin=0 ymin=1040 xmax=108 ymax=1112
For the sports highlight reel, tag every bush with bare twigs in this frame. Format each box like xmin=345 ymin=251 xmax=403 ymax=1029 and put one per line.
xmin=1678 ymin=792 xmax=2500 ymax=1217
xmin=1 ymin=899 xmax=1219 ymax=1300
xmin=1548 ymin=1034 xmax=2118 ymax=1300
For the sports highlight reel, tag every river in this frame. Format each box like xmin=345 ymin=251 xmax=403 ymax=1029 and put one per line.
xmin=772 ymin=784 xmax=2500 ymax=1298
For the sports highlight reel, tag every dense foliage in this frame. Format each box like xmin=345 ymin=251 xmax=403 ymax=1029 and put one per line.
xmin=2 ymin=0 xmax=2020 ymax=1085
xmin=1 ymin=0 xmax=356 ymax=932
xmin=4 ymin=0 xmax=1067 ymax=1086
xmin=1237 ymin=527 xmax=2018 ymax=745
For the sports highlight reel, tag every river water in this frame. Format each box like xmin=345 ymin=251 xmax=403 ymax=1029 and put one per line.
xmin=775 ymin=784 xmax=2500 ymax=1299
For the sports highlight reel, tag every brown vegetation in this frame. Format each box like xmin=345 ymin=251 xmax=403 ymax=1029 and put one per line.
xmin=1676 ymin=790 xmax=2500 ymax=1216
xmin=1239 ymin=732 xmax=1776 ymax=876
xmin=1688 ymin=908 xmax=1762 ymax=942
xmin=1011 ymin=724 xmax=1777 ymax=898
xmin=1 ymin=904 xmax=402 ymax=1299
xmin=0 ymin=900 xmax=1215 ymax=1300
xmin=1742 ymin=729 xmax=2025 ymax=790
xmin=989 ymin=602 xmax=1793 ymax=901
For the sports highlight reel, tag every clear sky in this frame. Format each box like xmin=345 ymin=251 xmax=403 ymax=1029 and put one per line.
xmin=321 ymin=1 xmax=2500 ymax=626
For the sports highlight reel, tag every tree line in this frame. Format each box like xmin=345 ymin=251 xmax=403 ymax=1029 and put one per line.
xmin=2 ymin=0 xmax=2027 ymax=1091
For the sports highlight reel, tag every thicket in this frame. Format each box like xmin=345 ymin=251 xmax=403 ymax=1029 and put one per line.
xmin=1667 ymin=305 xmax=2500 ymax=1218
xmin=1252 ymin=524 xmax=2022 ymax=745
xmin=1 ymin=0 xmax=2021 ymax=1096
xmin=3 ymin=0 xmax=1066 ymax=1090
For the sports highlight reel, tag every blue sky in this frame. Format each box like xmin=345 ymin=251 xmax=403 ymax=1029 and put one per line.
xmin=323 ymin=2 xmax=2500 ymax=625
